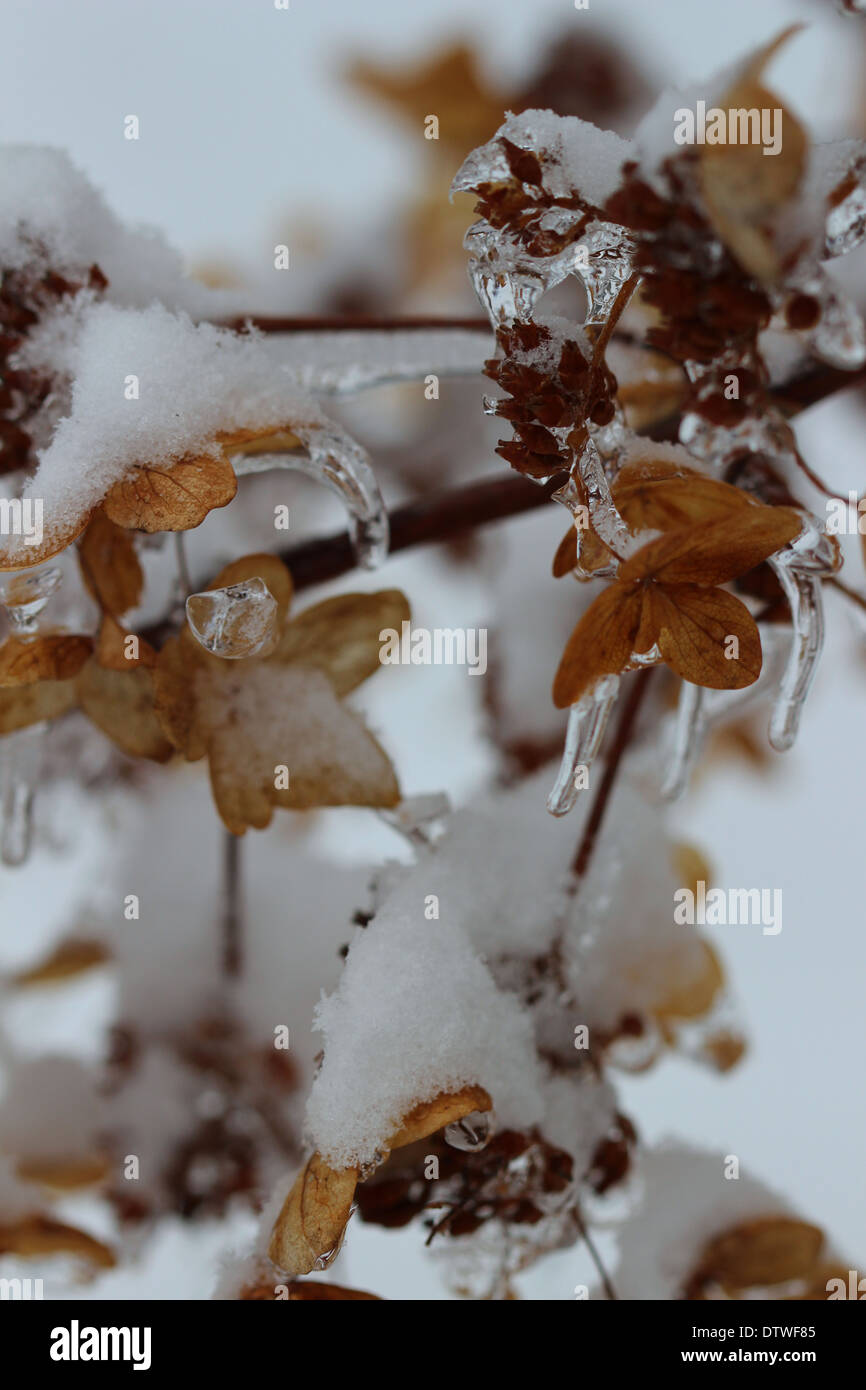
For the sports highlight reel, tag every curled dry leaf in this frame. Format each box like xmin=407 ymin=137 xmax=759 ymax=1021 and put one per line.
xmin=153 ymin=554 xmax=408 ymax=833
xmin=685 ymin=1215 xmax=825 ymax=1298
xmin=95 ymin=615 xmax=156 ymax=671
xmin=0 ymin=634 xmax=93 ymax=687
xmin=10 ymin=937 xmax=110 ymax=987
xmin=269 ymin=1085 xmax=492 ymax=1277
xmin=699 ymin=27 xmax=807 ymax=283
xmin=240 ymin=1278 xmax=382 ymax=1301
xmin=77 ymin=509 xmax=143 ymax=617
xmin=0 ymin=1214 xmax=115 ymax=1267
xmin=553 ymin=501 xmax=802 ymax=707
xmin=268 ymin=1154 xmax=360 ymax=1277
xmin=15 ymin=1154 xmax=110 ymax=1191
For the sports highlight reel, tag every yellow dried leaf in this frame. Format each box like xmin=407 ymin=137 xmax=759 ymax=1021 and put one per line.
xmin=655 ymin=941 xmax=724 ymax=1021
xmin=671 ymin=842 xmax=713 ymax=895
xmin=95 ymin=616 xmax=156 ymax=671
xmin=15 ymin=1154 xmax=110 ymax=1190
xmin=11 ymin=938 xmax=110 ymax=987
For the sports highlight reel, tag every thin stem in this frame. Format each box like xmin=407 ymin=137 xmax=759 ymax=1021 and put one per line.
xmin=223 ymin=314 xmax=492 ymax=334
xmin=570 ymin=668 xmax=655 ymax=884
xmin=572 ymin=1205 xmax=618 ymax=1301
xmin=174 ymin=532 xmax=194 ymax=599
xmin=222 ymin=829 xmax=243 ymax=980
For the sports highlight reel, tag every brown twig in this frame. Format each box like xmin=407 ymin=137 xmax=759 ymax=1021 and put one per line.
xmin=222 ymin=830 xmax=243 ymax=980
xmin=223 ymin=314 xmax=493 ymax=334
xmin=570 ymin=669 xmax=655 ymax=884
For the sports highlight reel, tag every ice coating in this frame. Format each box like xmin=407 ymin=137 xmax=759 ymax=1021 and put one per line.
xmin=546 ymin=675 xmax=619 ymax=816
xmin=186 ymin=578 xmax=280 ymax=660
xmin=0 ymin=724 xmax=44 ymax=866
xmin=660 ymin=681 xmax=707 ymax=803
xmin=0 ymin=567 xmax=62 ymax=635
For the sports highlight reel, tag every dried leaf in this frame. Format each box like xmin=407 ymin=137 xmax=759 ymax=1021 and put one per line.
xmin=103 ymin=451 xmax=238 ymax=533
xmin=16 ymin=1154 xmax=110 ymax=1190
xmin=655 ymin=941 xmax=724 ymax=1021
xmin=386 ymin=1085 xmax=492 ymax=1149
xmin=645 ymin=584 xmax=763 ymax=689
xmin=0 ymin=634 xmax=93 ymax=687
xmin=11 ymin=938 xmax=110 ymax=987
xmin=0 ymin=679 xmax=78 ymax=733
xmin=241 ymin=1279 xmax=381 ymax=1301
xmin=671 ymin=842 xmax=713 ymax=895
xmin=694 ymin=1216 xmax=824 ymax=1293
xmin=273 ymin=590 xmax=410 ymax=695
xmin=0 ymin=1214 xmax=115 ymax=1267
xmin=553 ymin=585 xmax=644 ymax=708
xmin=77 ymin=660 xmax=173 ymax=762
xmin=700 ymin=28 xmax=807 ymax=281
xmin=95 ymin=616 xmax=157 ymax=671
xmin=618 ymin=508 xmax=802 ymax=586
xmin=268 ymin=1154 xmax=359 ymax=1276
xmin=78 ymin=509 xmax=143 ymax=617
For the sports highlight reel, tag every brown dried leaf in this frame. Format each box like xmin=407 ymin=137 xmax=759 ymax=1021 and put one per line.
xmin=78 ymin=509 xmax=143 ymax=617
xmin=655 ymin=940 xmax=724 ymax=1022
xmin=103 ymin=451 xmax=238 ymax=533
xmin=268 ymin=1154 xmax=359 ymax=1277
xmin=0 ymin=634 xmax=93 ymax=687
xmin=553 ymin=585 xmax=644 ymax=708
xmin=0 ymin=1214 xmax=115 ymax=1267
xmin=273 ymin=590 xmax=410 ymax=695
xmin=695 ymin=1216 xmax=824 ymax=1293
xmin=0 ymin=678 xmax=78 ymax=733
xmin=700 ymin=29 xmax=807 ymax=281
xmin=646 ymin=583 xmax=763 ymax=689
xmin=619 ymin=507 xmax=802 ymax=586
xmin=77 ymin=660 xmax=173 ymax=762
xmin=95 ymin=615 xmax=157 ymax=671
xmin=386 ymin=1085 xmax=492 ymax=1150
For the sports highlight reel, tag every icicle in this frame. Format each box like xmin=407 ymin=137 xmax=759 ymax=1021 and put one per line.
xmin=378 ymin=793 xmax=451 ymax=850
xmin=573 ymin=223 xmax=635 ymax=326
xmin=661 ymin=682 xmax=707 ymax=801
xmin=0 ymin=567 xmax=62 ymax=634
xmin=230 ymin=422 xmax=388 ymax=570
xmin=186 ymin=578 xmax=279 ymax=659
xmin=547 ymin=675 xmax=620 ymax=817
xmin=0 ymin=724 xmax=45 ymax=866
xmin=555 ymin=437 xmax=631 ymax=560
xmin=766 ymin=557 xmax=824 ymax=752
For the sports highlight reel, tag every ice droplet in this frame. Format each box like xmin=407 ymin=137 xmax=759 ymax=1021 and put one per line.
xmin=661 ymin=682 xmax=707 ymax=802
xmin=0 ymin=567 xmax=62 ymax=635
xmin=186 ymin=578 xmax=279 ymax=659
xmin=0 ymin=724 xmax=44 ymax=866
xmin=444 ymin=1110 xmax=493 ymax=1152
xmin=547 ymin=676 xmax=620 ymax=817
xmin=231 ymin=421 xmax=388 ymax=570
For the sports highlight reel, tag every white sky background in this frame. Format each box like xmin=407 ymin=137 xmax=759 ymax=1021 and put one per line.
xmin=0 ymin=0 xmax=864 ymax=1296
